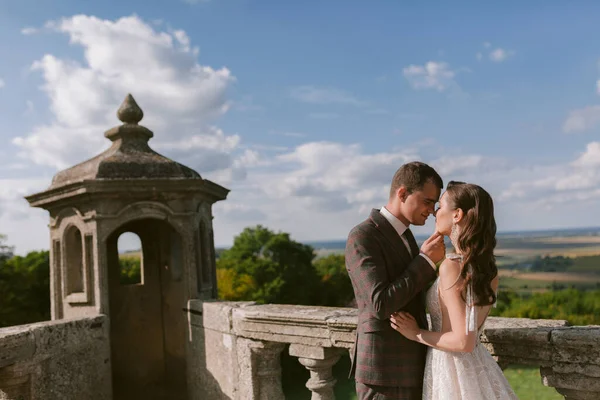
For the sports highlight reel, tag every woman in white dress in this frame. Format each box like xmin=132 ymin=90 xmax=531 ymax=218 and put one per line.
xmin=389 ymin=181 xmax=518 ymax=400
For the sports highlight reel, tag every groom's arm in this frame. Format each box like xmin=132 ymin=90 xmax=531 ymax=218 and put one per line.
xmin=346 ymin=226 xmax=437 ymax=320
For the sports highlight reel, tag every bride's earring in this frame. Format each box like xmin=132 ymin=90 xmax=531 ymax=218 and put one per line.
xmin=450 ymin=222 xmax=459 ymax=251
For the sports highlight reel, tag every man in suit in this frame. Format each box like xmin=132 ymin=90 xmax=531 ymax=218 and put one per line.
xmin=346 ymin=161 xmax=445 ymax=400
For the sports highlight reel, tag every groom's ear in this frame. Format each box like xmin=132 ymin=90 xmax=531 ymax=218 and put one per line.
xmin=397 ymin=186 xmax=408 ymax=202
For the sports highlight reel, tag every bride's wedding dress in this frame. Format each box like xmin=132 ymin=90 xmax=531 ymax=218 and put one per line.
xmin=422 ymin=260 xmax=519 ymax=400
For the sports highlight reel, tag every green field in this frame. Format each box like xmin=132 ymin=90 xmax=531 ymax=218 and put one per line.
xmin=498 ymin=275 xmax=600 ymax=295
xmin=504 ymin=365 xmax=562 ymax=400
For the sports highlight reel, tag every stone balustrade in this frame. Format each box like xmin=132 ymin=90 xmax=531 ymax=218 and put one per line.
xmin=188 ymin=300 xmax=600 ymax=400
xmin=0 ymin=316 xmax=111 ymax=400
xmin=1 ymin=304 xmax=598 ymax=400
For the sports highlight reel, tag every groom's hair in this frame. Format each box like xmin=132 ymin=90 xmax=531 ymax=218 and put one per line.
xmin=389 ymin=161 xmax=443 ymax=198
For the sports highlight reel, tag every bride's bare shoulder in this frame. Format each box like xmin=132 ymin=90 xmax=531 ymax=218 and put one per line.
xmin=438 ymin=256 xmax=463 ymax=290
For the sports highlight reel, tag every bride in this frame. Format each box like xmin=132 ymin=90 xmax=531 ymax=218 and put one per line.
xmin=389 ymin=181 xmax=518 ymax=399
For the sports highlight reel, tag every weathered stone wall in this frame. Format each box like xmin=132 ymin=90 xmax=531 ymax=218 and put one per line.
xmin=0 ymin=315 xmax=111 ymax=400
xmin=186 ymin=300 xmax=250 ymax=400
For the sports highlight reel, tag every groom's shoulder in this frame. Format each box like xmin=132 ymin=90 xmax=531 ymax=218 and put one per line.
xmin=347 ymin=215 xmax=378 ymax=241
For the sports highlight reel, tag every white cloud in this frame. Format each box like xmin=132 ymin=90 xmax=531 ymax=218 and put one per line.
xmin=216 ymin=203 xmax=267 ymax=221
xmin=562 ymin=105 xmax=600 ymax=133
xmin=0 ymin=179 xmax=51 ymax=254
xmin=403 ymin=61 xmax=457 ymax=92
xmin=290 ymin=86 xmax=364 ymax=106
xmin=572 ymin=142 xmax=600 ymax=168
xmin=489 ymin=48 xmax=513 ymax=62
xmin=248 ymin=142 xmax=422 ymax=213
xmin=13 ymin=15 xmax=239 ymax=177
xmin=477 ymin=43 xmax=514 ymax=63
xmin=211 ymin=142 xmax=423 ymax=245
xmin=500 ymin=142 xmax=600 ymax=205
xmin=0 ymin=78 xmax=5 ymax=88
xmin=431 ymin=155 xmax=484 ymax=176
xmin=21 ymin=27 xmax=38 ymax=35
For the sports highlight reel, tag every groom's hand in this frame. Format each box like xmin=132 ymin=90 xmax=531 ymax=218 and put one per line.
xmin=420 ymin=231 xmax=445 ymax=265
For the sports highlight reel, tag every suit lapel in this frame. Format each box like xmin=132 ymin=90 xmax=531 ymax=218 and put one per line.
xmin=369 ymin=209 xmax=413 ymax=267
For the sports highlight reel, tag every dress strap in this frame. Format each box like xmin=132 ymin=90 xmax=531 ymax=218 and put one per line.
xmin=465 ymin=265 xmax=477 ymax=335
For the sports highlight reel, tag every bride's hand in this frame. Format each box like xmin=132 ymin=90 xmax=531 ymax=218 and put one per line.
xmin=390 ymin=312 xmax=420 ymax=341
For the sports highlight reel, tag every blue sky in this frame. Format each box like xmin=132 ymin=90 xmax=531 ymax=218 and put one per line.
xmin=1 ymin=1 xmax=599 ymax=253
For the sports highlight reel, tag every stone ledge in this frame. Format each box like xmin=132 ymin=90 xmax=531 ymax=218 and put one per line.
xmin=211 ymin=303 xmax=598 ymax=368
xmin=0 ymin=315 xmax=111 ymax=400
xmin=0 ymin=315 xmax=108 ymax=360
xmin=231 ymin=304 xmax=357 ymax=349
xmin=187 ymin=300 xmax=256 ymax=333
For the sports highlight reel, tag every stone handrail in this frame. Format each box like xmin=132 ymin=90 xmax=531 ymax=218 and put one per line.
xmin=2 ymin=303 xmax=597 ymax=399
xmin=0 ymin=316 xmax=111 ymax=400
xmin=188 ymin=300 xmax=600 ymax=400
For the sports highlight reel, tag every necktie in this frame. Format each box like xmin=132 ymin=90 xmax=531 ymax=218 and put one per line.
xmin=403 ymin=228 xmax=420 ymax=259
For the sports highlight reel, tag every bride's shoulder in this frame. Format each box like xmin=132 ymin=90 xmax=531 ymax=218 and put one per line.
xmin=438 ymin=256 xmax=463 ymax=288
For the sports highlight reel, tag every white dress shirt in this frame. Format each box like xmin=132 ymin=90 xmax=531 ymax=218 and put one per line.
xmin=380 ymin=206 xmax=436 ymax=268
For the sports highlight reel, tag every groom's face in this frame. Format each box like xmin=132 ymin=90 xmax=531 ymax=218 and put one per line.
xmin=402 ymin=181 xmax=441 ymax=226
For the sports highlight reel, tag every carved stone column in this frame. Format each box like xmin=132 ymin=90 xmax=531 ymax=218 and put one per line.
xmin=289 ymin=344 xmax=343 ymax=400
xmin=237 ymin=338 xmax=286 ymax=400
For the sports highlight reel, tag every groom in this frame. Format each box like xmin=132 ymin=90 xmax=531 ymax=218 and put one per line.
xmin=346 ymin=161 xmax=445 ymax=400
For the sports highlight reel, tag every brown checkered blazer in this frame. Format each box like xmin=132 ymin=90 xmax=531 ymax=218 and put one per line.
xmin=346 ymin=209 xmax=437 ymax=388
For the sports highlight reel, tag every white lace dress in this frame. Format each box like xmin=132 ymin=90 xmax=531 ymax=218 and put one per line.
xmin=422 ymin=277 xmax=519 ymax=399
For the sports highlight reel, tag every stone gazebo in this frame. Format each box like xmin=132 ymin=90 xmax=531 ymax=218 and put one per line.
xmin=24 ymin=94 xmax=229 ymax=399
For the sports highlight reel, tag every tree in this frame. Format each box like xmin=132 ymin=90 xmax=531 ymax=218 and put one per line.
xmin=0 ymin=234 xmax=14 ymax=262
xmin=0 ymin=248 xmax=50 ymax=327
xmin=313 ymin=254 xmax=355 ymax=307
xmin=119 ymin=256 xmax=142 ymax=285
xmin=217 ymin=225 xmax=322 ymax=305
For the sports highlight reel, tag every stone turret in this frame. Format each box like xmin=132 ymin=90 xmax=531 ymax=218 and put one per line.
xmin=26 ymin=94 xmax=229 ymax=399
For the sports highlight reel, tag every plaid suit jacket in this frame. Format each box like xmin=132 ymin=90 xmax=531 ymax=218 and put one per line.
xmin=346 ymin=209 xmax=437 ymax=388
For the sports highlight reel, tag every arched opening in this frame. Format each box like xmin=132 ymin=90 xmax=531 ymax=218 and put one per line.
xmin=64 ymin=225 xmax=84 ymax=294
xmin=107 ymin=219 xmax=187 ymax=400
xmin=117 ymin=232 xmax=143 ymax=285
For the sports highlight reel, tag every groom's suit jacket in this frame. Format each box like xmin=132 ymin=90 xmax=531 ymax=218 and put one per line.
xmin=346 ymin=209 xmax=437 ymax=388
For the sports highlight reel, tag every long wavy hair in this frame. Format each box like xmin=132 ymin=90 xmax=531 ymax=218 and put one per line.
xmin=445 ymin=181 xmax=498 ymax=306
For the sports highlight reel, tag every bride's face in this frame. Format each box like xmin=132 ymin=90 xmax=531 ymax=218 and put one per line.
xmin=434 ymin=192 xmax=455 ymax=236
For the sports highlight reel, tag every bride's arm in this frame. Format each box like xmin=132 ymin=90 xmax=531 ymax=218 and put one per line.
xmin=390 ymin=258 xmax=478 ymax=353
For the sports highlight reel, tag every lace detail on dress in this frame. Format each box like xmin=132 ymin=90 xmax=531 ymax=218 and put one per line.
xmin=422 ymin=275 xmax=518 ymax=399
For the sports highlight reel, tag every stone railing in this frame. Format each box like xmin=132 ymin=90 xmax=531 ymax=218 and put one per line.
xmin=1 ymin=305 xmax=597 ymax=400
xmin=188 ymin=301 xmax=600 ymax=400
xmin=0 ymin=316 xmax=111 ymax=400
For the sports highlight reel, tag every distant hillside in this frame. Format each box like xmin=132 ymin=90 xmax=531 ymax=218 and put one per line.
xmin=154 ymin=226 xmax=600 ymax=261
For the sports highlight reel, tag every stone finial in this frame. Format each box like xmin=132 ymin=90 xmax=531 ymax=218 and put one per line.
xmin=117 ymin=94 xmax=144 ymax=124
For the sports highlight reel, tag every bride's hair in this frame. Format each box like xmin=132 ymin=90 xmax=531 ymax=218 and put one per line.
xmin=446 ymin=181 xmax=497 ymax=306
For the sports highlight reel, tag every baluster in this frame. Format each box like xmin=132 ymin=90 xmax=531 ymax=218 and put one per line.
xmin=289 ymin=344 xmax=343 ymax=400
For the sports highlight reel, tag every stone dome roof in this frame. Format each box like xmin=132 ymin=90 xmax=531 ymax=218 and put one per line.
xmin=50 ymin=94 xmax=201 ymax=189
